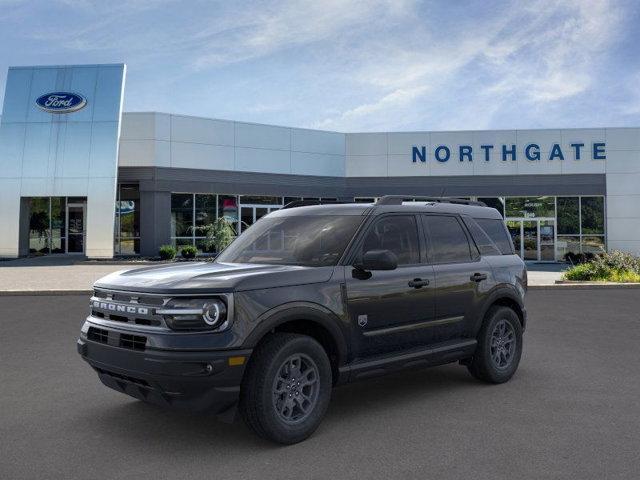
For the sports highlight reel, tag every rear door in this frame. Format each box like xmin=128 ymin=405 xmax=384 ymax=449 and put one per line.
xmin=344 ymin=214 xmax=436 ymax=357
xmin=421 ymin=214 xmax=493 ymax=342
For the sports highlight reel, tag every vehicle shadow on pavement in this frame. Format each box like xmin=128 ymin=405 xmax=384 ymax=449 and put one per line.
xmin=83 ymin=363 xmax=486 ymax=449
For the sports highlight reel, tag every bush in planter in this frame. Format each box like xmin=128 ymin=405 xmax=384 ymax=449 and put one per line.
xmin=159 ymin=245 xmax=177 ymax=260
xmin=563 ymin=250 xmax=640 ymax=282
xmin=180 ymin=245 xmax=198 ymax=259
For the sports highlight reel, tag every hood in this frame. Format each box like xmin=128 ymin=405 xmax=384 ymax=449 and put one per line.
xmin=93 ymin=261 xmax=335 ymax=294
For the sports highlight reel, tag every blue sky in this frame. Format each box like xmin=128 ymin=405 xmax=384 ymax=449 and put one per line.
xmin=1 ymin=0 xmax=639 ymax=132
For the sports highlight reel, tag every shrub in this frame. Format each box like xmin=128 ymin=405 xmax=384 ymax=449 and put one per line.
xmin=563 ymin=250 xmax=640 ymax=282
xmin=593 ymin=250 xmax=640 ymax=273
xmin=563 ymin=263 xmax=597 ymax=281
xmin=564 ymin=252 xmax=596 ymax=265
xmin=192 ymin=217 xmax=236 ymax=254
xmin=158 ymin=245 xmax=177 ymax=260
xmin=180 ymin=245 xmax=198 ymax=259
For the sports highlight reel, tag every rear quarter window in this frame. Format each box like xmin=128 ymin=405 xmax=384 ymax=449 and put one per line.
xmin=473 ymin=217 xmax=514 ymax=255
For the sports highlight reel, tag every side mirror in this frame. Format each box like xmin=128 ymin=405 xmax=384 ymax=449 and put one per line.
xmin=359 ymin=249 xmax=398 ymax=271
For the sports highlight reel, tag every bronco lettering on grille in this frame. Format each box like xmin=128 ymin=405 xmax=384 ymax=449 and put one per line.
xmin=92 ymin=301 xmax=149 ymax=315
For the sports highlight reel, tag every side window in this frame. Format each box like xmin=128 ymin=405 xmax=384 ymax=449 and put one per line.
xmin=463 ymin=216 xmax=501 ymax=256
xmin=423 ymin=215 xmax=472 ymax=263
xmin=361 ymin=215 xmax=420 ymax=265
xmin=475 ymin=218 xmax=514 ymax=255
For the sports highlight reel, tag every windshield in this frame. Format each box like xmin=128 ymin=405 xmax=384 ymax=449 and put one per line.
xmin=216 ymin=215 xmax=363 ymax=267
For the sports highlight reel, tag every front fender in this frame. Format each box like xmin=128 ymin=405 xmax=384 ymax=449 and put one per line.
xmin=242 ymin=302 xmax=350 ymax=366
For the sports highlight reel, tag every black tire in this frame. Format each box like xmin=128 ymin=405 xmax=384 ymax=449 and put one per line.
xmin=239 ymin=333 xmax=332 ymax=444
xmin=467 ymin=306 xmax=523 ymax=384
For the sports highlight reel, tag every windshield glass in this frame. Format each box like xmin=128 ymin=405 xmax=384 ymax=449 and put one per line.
xmin=216 ymin=215 xmax=363 ymax=267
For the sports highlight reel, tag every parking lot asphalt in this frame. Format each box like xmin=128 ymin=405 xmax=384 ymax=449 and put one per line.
xmin=1 ymin=289 xmax=639 ymax=480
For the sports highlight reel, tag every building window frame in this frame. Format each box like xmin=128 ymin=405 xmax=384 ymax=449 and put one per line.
xmin=114 ymin=184 xmax=140 ymax=256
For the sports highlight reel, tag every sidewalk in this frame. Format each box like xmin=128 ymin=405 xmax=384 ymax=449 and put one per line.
xmin=0 ymin=256 xmax=570 ymax=294
xmin=0 ymin=257 xmax=137 ymax=294
xmin=525 ymin=262 xmax=568 ymax=286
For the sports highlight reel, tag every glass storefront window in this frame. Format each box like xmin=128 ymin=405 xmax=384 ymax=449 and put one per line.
xmin=114 ymin=184 xmax=140 ymax=255
xmin=27 ymin=196 xmax=85 ymax=255
xmin=557 ymin=236 xmax=581 ymax=259
xmin=195 ymin=194 xmax=216 ymax=228
xmin=557 ymin=197 xmax=579 ymax=235
xmin=218 ymin=195 xmax=239 ymax=234
xmin=503 ymin=195 xmax=605 ymax=261
xmin=29 ymin=198 xmax=50 ymax=254
xmin=119 ymin=186 xmax=140 ymax=238
xmin=50 ymin=197 xmax=65 ymax=242
xmin=171 ymin=193 xmax=194 ymax=238
xmin=581 ymin=197 xmax=605 ymax=234
xmin=505 ymin=196 xmax=555 ymax=218
xmin=478 ymin=197 xmax=505 ymax=217
xmin=239 ymin=195 xmax=282 ymax=205
xmin=582 ymin=236 xmax=606 ymax=254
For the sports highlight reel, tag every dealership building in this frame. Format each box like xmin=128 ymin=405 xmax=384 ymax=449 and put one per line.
xmin=1 ymin=63 xmax=639 ymax=261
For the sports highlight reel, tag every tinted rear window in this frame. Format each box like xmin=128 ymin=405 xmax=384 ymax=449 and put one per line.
xmin=423 ymin=215 xmax=472 ymax=263
xmin=474 ymin=218 xmax=514 ymax=255
xmin=464 ymin=217 xmax=502 ymax=256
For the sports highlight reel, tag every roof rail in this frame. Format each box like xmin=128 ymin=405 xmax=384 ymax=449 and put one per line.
xmin=375 ymin=195 xmax=486 ymax=207
xmin=282 ymin=200 xmax=348 ymax=209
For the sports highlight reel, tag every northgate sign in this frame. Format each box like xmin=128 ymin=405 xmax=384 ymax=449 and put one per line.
xmin=411 ymin=142 xmax=606 ymax=163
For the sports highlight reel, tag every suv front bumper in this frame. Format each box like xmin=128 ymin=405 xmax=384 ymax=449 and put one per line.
xmin=77 ymin=334 xmax=251 ymax=415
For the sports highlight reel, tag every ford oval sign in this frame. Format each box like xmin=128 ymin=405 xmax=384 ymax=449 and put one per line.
xmin=35 ymin=92 xmax=87 ymax=114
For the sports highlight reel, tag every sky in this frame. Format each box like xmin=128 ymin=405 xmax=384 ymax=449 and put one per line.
xmin=0 ymin=0 xmax=639 ymax=132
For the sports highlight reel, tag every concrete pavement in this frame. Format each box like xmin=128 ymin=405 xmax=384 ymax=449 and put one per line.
xmin=1 ymin=289 xmax=639 ymax=479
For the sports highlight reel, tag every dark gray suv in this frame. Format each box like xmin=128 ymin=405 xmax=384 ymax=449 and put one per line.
xmin=78 ymin=196 xmax=527 ymax=444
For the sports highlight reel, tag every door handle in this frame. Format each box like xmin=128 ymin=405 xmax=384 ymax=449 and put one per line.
xmin=408 ymin=278 xmax=430 ymax=288
xmin=470 ymin=272 xmax=488 ymax=282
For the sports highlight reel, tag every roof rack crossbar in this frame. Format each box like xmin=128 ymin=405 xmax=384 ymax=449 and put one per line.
xmin=375 ymin=195 xmax=486 ymax=207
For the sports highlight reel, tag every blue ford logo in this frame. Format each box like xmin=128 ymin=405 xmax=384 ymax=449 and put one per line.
xmin=35 ymin=92 xmax=87 ymax=114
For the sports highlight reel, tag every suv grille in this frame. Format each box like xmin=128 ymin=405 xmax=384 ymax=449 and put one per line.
xmin=86 ymin=326 xmax=147 ymax=351
xmin=119 ymin=333 xmax=147 ymax=351
xmin=91 ymin=289 xmax=168 ymax=329
xmin=87 ymin=326 xmax=108 ymax=344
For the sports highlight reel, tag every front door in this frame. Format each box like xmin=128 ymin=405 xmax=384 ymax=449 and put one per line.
xmin=66 ymin=203 xmax=85 ymax=254
xmin=506 ymin=219 xmax=556 ymax=261
xmin=344 ymin=214 xmax=436 ymax=357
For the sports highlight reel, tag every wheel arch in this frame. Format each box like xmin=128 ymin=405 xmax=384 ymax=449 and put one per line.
xmin=243 ymin=303 xmax=349 ymax=384
xmin=474 ymin=288 xmax=526 ymax=336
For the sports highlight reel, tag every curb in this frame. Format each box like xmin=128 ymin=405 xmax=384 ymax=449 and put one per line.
xmin=530 ymin=283 xmax=640 ymax=290
xmin=0 ymin=290 xmax=93 ymax=296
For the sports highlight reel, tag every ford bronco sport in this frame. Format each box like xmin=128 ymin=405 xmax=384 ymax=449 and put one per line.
xmin=78 ymin=196 xmax=527 ymax=444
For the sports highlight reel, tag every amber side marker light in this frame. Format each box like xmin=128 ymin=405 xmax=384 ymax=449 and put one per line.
xmin=228 ymin=356 xmax=246 ymax=366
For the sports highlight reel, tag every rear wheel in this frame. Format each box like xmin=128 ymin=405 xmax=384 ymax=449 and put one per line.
xmin=467 ymin=306 xmax=523 ymax=383
xmin=239 ymin=333 xmax=332 ymax=444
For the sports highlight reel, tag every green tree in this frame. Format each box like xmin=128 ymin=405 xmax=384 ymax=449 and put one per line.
xmin=193 ymin=217 xmax=236 ymax=254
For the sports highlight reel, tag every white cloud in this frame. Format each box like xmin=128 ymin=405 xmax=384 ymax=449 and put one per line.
xmin=314 ymin=0 xmax=625 ymax=130
xmin=1 ymin=0 xmax=630 ymax=131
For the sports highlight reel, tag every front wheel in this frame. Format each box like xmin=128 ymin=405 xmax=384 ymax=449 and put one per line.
xmin=239 ymin=333 xmax=332 ymax=444
xmin=467 ymin=306 xmax=523 ymax=383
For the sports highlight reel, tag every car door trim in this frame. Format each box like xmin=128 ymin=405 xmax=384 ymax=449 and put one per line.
xmin=362 ymin=315 xmax=464 ymax=337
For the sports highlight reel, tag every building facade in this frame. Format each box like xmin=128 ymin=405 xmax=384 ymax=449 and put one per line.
xmin=1 ymin=64 xmax=639 ymax=261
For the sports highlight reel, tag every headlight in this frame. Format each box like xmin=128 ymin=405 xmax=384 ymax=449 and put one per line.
xmin=157 ymin=298 xmax=229 ymax=331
